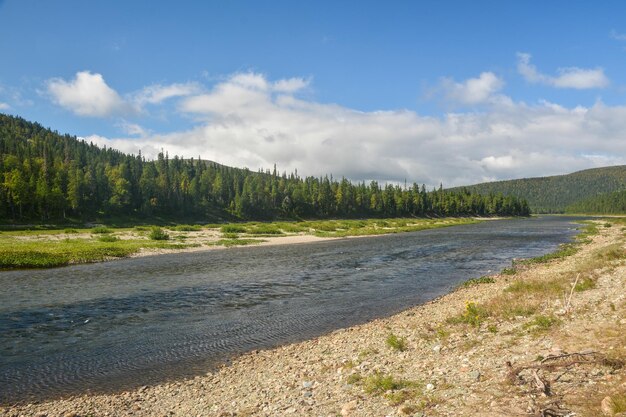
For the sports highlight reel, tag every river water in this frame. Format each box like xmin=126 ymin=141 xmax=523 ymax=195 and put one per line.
xmin=0 ymin=216 xmax=582 ymax=403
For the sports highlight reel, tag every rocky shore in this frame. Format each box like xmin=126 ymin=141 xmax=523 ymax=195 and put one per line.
xmin=2 ymin=221 xmax=625 ymax=417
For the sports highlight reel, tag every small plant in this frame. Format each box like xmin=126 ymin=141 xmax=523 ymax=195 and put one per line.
xmin=487 ymin=324 xmax=498 ymax=333
xmin=604 ymin=222 xmax=613 ymax=228
xmin=574 ymin=276 xmax=596 ymax=292
xmin=97 ymin=235 xmax=119 ymax=242
xmin=64 ymin=228 xmax=79 ymax=234
xmin=92 ymin=226 xmax=112 ymax=234
xmin=133 ymin=226 xmax=149 ymax=231
xmin=346 ymin=373 xmax=362 ymax=384
xmin=448 ymin=301 xmax=489 ymax=327
xmin=523 ymin=314 xmax=560 ymax=332
xmin=149 ymin=227 xmax=170 ymax=240
xmin=501 ymin=267 xmax=517 ymax=275
xmin=386 ymin=333 xmax=408 ymax=351
xmin=363 ymin=372 xmax=410 ymax=395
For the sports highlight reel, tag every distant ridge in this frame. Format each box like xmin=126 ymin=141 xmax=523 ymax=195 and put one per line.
xmin=449 ymin=165 xmax=626 ymax=213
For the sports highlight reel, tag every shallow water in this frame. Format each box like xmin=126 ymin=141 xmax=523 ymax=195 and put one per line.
xmin=0 ymin=216 xmax=582 ymax=403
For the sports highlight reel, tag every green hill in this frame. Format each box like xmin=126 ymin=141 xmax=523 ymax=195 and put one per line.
xmin=449 ymin=166 xmax=626 ymax=213
xmin=565 ymin=189 xmax=626 ymax=214
xmin=0 ymin=113 xmax=529 ymax=223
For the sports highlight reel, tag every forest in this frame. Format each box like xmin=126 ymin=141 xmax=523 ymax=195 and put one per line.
xmin=565 ymin=189 xmax=626 ymax=214
xmin=0 ymin=114 xmax=530 ymax=222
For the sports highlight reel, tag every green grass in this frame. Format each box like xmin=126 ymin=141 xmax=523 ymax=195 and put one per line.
xmin=385 ymin=333 xmax=408 ymax=351
xmin=461 ymin=275 xmax=495 ymax=288
xmin=0 ymin=238 xmax=197 ymax=269
xmin=0 ymin=217 xmax=485 ymax=269
xmin=220 ymin=224 xmax=248 ymax=233
xmin=170 ymin=224 xmax=202 ymax=231
xmin=210 ymin=238 xmax=265 ymax=247
xmin=523 ymin=314 xmax=561 ymax=333
xmin=362 ymin=372 xmax=420 ymax=395
xmin=97 ymin=235 xmax=119 ymax=242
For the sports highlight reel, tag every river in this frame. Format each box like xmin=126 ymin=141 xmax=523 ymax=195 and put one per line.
xmin=0 ymin=216 xmax=583 ymax=403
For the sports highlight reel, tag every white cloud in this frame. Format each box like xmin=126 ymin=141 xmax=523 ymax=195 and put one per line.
xmin=133 ymin=82 xmax=202 ymax=106
xmin=87 ymin=72 xmax=626 ymax=188
xmin=440 ymin=72 xmax=505 ymax=105
xmin=610 ymin=29 xmax=626 ymax=41
xmin=0 ymin=102 xmax=10 ymax=110
xmin=46 ymin=71 xmax=132 ymax=117
xmin=517 ymin=53 xmax=609 ymax=89
xmin=272 ymin=77 xmax=310 ymax=93
xmin=116 ymin=120 xmax=148 ymax=137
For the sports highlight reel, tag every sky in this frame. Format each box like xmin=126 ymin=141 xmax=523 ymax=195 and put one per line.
xmin=1 ymin=0 xmax=626 ymax=187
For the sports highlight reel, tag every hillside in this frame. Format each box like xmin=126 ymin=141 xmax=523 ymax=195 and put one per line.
xmin=449 ymin=166 xmax=626 ymax=213
xmin=0 ymin=114 xmax=529 ymax=222
xmin=565 ymin=189 xmax=626 ymax=214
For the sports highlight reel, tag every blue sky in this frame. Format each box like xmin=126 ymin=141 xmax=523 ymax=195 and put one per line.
xmin=1 ymin=0 xmax=626 ymax=186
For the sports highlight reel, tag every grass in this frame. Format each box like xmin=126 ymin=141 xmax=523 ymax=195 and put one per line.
xmin=362 ymin=372 xmax=420 ymax=395
xmin=447 ymin=301 xmax=490 ymax=327
xmin=210 ymin=238 xmax=265 ymax=247
xmin=386 ymin=333 xmax=408 ymax=351
xmin=461 ymin=275 xmax=495 ymax=288
xmin=0 ymin=238 xmax=197 ymax=269
xmin=91 ymin=226 xmax=112 ymax=234
xmin=523 ymin=314 xmax=561 ymax=333
xmin=0 ymin=216 xmax=484 ymax=269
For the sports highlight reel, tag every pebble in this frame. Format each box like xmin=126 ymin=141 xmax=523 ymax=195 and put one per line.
xmin=340 ymin=400 xmax=357 ymax=416
xmin=302 ymin=381 xmax=314 ymax=389
xmin=426 ymin=383 xmax=435 ymax=391
xmin=433 ymin=344 xmax=442 ymax=353
xmin=469 ymin=370 xmax=481 ymax=382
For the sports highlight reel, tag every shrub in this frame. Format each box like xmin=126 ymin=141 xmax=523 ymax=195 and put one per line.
xmin=92 ymin=226 xmax=112 ymax=234
xmin=386 ymin=333 xmax=408 ymax=351
xmin=64 ymin=228 xmax=79 ymax=234
xmin=220 ymin=224 xmax=247 ymax=233
xmin=149 ymin=227 xmax=170 ymax=240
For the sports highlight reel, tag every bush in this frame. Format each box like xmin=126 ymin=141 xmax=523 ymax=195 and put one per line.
xmin=92 ymin=226 xmax=112 ymax=234
xmin=64 ymin=228 xmax=79 ymax=234
xmin=149 ymin=227 xmax=170 ymax=240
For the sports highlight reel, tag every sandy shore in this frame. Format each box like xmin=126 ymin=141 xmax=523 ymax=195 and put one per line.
xmin=2 ymin=221 xmax=625 ymax=417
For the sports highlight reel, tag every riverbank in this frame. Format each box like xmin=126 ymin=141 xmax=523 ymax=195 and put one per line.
xmin=0 ymin=217 xmax=481 ymax=269
xmin=2 ymin=219 xmax=624 ymax=416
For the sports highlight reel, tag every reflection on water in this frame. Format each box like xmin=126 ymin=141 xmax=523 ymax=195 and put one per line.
xmin=0 ymin=216 xmax=581 ymax=403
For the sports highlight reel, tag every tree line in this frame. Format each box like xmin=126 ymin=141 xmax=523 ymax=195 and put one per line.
xmin=0 ymin=114 xmax=530 ymax=222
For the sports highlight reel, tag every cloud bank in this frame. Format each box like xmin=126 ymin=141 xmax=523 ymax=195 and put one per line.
xmin=82 ymin=72 xmax=626 ymax=188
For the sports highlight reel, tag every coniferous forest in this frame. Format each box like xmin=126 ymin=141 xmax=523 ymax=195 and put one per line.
xmin=0 ymin=114 xmax=530 ymax=222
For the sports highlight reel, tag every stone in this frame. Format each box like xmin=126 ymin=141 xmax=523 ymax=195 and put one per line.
xmin=426 ymin=383 xmax=435 ymax=391
xmin=601 ymin=396 xmax=615 ymax=416
xmin=469 ymin=370 xmax=481 ymax=382
xmin=433 ymin=345 xmax=442 ymax=353
xmin=340 ymin=400 xmax=358 ymax=416
xmin=302 ymin=381 xmax=314 ymax=389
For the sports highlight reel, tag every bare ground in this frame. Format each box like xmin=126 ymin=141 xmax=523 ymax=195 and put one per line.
xmin=2 ymin=222 xmax=625 ymax=417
